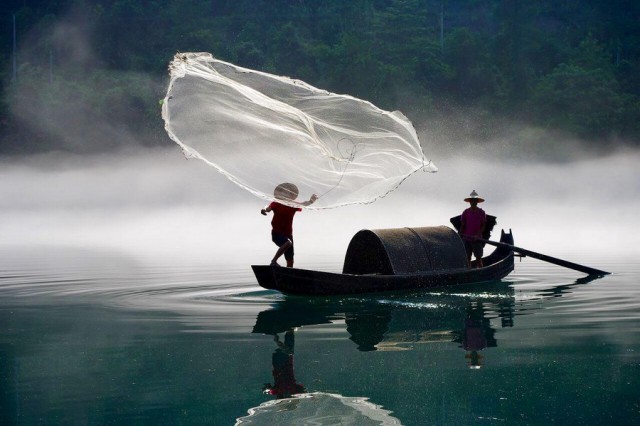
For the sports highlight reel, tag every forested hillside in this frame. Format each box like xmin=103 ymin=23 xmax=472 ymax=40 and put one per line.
xmin=1 ymin=0 xmax=639 ymax=153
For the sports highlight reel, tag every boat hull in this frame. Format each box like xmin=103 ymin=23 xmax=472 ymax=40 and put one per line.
xmin=252 ymin=231 xmax=515 ymax=296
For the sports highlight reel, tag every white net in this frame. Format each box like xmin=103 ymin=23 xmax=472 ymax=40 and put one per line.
xmin=235 ymin=392 xmax=401 ymax=425
xmin=162 ymin=52 xmax=437 ymax=209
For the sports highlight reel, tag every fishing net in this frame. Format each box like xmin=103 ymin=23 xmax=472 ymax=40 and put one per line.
xmin=235 ymin=392 xmax=401 ymax=425
xmin=162 ymin=52 xmax=436 ymax=209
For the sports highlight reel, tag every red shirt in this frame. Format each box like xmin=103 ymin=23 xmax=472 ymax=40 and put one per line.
xmin=461 ymin=207 xmax=486 ymax=241
xmin=269 ymin=202 xmax=301 ymax=237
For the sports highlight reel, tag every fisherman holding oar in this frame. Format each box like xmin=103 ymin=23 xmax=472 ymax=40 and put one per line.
xmin=459 ymin=190 xmax=487 ymax=268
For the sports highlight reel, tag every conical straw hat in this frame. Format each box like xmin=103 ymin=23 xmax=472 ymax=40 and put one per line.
xmin=464 ymin=190 xmax=485 ymax=203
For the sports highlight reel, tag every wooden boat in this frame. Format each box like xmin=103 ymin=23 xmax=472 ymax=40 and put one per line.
xmin=252 ymin=226 xmax=515 ymax=296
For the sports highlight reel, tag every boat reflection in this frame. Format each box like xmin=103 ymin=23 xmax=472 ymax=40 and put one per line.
xmin=253 ymin=281 xmax=517 ymax=367
xmin=252 ymin=275 xmax=596 ymax=377
xmin=245 ymin=275 xmax=605 ymax=426
xmin=247 ymin=275 xmax=600 ymax=424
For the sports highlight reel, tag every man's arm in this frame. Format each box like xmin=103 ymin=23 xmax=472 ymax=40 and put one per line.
xmin=299 ymin=194 xmax=318 ymax=207
xmin=261 ymin=205 xmax=272 ymax=215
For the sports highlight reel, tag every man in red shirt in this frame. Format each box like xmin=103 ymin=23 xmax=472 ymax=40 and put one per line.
xmin=261 ymin=183 xmax=317 ymax=267
xmin=459 ymin=190 xmax=487 ymax=268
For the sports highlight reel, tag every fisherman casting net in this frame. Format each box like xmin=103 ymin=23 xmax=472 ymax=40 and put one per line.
xmin=162 ymin=52 xmax=437 ymax=209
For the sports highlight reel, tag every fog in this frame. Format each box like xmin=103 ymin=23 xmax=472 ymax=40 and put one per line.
xmin=0 ymin=145 xmax=637 ymax=268
xmin=2 ymin=7 xmax=637 ymax=270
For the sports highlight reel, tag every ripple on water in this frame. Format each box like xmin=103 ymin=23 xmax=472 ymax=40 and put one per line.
xmin=0 ymin=247 xmax=274 ymax=322
xmin=0 ymin=248 xmax=638 ymax=334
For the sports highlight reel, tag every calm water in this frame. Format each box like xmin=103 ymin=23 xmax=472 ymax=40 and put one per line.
xmin=0 ymin=247 xmax=638 ymax=425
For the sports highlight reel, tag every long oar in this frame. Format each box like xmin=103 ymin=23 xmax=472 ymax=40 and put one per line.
xmin=480 ymin=239 xmax=610 ymax=276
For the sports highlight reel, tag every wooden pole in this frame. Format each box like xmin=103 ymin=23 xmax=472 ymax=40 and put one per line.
xmin=480 ymin=239 xmax=610 ymax=276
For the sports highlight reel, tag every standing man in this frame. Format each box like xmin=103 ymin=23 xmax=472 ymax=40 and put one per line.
xmin=459 ymin=190 xmax=487 ymax=268
xmin=261 ymin=182 xmax=317 ymax=267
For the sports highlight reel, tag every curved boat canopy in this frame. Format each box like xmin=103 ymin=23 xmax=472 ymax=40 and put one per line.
xmin=342 ymin=226 xmax=468 ymax=275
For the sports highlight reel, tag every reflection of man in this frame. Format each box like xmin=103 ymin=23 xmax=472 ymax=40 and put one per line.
xmin=459 ymin=302 xmax=497 ymax=369
xmin=263 ymin=330 xmax=306 ymax=398
xmin=464 ymin=315 xmax=487 ymax=369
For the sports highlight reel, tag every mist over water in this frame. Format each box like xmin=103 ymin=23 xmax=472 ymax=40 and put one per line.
xmin=0 ymin=145 xmax=636 ymax=271
xmin=3 ymin=2 xmax=636 ymax=272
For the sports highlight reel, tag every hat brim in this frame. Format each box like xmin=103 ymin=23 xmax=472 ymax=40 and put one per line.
xmin=464 ymin=197 xmax=485 ymax=203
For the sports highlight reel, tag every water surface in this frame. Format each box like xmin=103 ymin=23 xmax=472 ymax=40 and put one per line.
xmin=1 ymin=247 xmax=638 ymax=425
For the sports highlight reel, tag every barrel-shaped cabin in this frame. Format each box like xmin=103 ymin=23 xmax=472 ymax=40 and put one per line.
xmin=342 ymin=226 xmax=468 ymax=275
